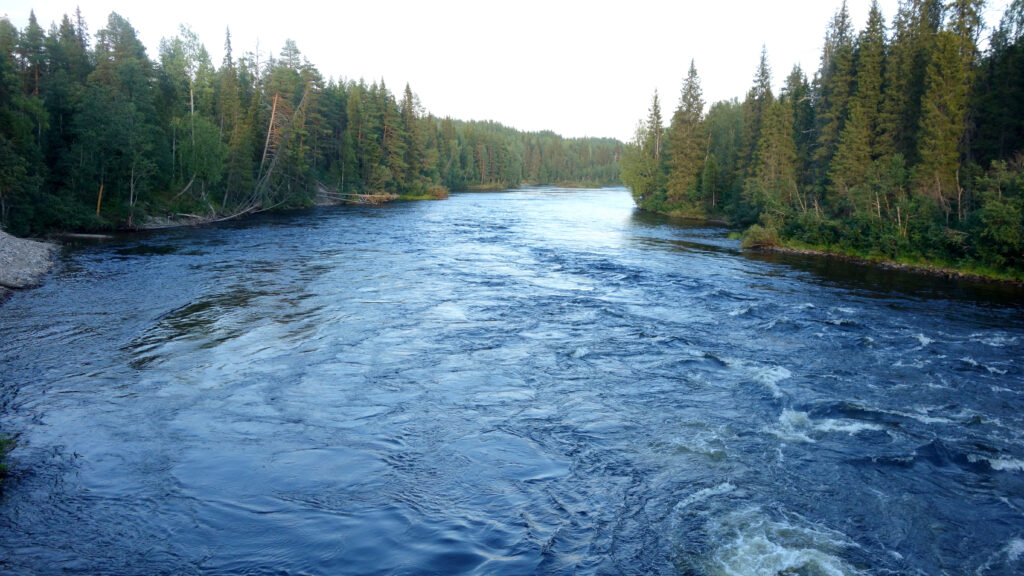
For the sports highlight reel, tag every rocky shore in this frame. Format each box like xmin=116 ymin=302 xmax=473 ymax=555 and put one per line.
xmin=0 ymin=230 xmax=59 ymax=304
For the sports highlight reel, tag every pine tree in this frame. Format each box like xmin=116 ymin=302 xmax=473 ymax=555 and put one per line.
xmin=947 ymin=0 xmax=984 ymax=170
xmin=740 ymin=46 xmax=774 ymax=181
xmin=0 ymin=18 xmax=43 ymax=232
xmin=400 ymin=83 xmax=425 ymax=194
xmin=702 ymin=98 xmax=744 ymax=214
xmin=917 ymin=30 xmax=969 ymax=221
xmin=783 ymin=66 xmax=815 ymax=203
xmin=376 ymin=81 xmax=407 ymax=193
xmin=973 ymin=0 xmax=1024 ymax=165
xmin=745 ymin=96 xmax=800 ymax=217
xmin=665 ymin=60 xmax=705 ymax=213
xmin=75 ymin=12 xmax=163 ymax=226
xmin=831 ymin=0 xmax=886 ymax=214
xmin=18 ymin=11 xmax=45 ymax=97
xmin=878 ymin=0 xmax=943 ymax=161
xmin=621 ymin=91 xmax=666 ymax=210
xmin=814 ymin=0 xmax=855 ymax=182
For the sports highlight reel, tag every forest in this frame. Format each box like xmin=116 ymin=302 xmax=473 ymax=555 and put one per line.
xmin=0 ymin=10 xmax=622 ymax=236
xmin=621 ymin=0 xmax=1024 ymax=279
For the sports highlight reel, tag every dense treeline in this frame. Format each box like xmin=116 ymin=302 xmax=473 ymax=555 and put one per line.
xmin=622 ymin=0 xmax=1024 ymax=277
xmin=0 ymin=11 xmax=621 ymax=236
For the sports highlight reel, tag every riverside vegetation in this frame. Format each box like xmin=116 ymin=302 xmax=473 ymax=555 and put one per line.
xmin=0 ymin=10 xmax=622 ymax=236
xmin=621 ymin=0 xmax=1024 ymax=281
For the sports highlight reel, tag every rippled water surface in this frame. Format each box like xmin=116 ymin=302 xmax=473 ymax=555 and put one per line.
xmin=2 ymin=188 xmax=1023 ymax=575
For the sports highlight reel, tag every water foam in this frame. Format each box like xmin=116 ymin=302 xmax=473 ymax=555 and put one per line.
xmin=1008 ymin=538 xmax=1024 ymax=561
xmin=770 ymin=409 xmax=884 ymax=443
xmin=913 ymin=333 xmax=934 ymax=348
xmin=968 ymin=454 xmax=1024 ymax=472
xmin=969 ymin=332 xmax=1019 ymax=348
xmin=719 ymin=358 xmax=793 ymax=398
xmin=977 ymin=537 xmax=1024 ymax=572
xmin=675 ymin=482 xmax=737 ymax=510
xmin=729 ymin=304 xmax=755 ymax=317
xmin=704 ymin=508 xmax=864 ymax=576
xmin=960 ymin=357 xmax=1010 ymax=375
xmin=753 ymin=366 xmax=792 ymax=398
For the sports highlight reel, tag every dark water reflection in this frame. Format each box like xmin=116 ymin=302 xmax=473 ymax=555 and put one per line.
xmin=1 ymin=188 xmax=1023 ymax=575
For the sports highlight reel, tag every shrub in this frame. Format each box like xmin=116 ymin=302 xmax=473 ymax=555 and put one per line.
xmin=741 ymin=223 xmax=780 ymax=248
xmin=426 ymin=185 xmax=450 ymax=200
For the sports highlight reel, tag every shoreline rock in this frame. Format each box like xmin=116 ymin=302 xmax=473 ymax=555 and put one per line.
xmin=0 ymin=230 xmax=59 ymax=303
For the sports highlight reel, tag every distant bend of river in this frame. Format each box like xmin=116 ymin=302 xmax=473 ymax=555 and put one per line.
xmin=1 ymin=187 xmax=1023 ymax=575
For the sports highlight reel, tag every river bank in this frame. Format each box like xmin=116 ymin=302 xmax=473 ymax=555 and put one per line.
xmin=0 ymin=231 xmax=58 ymax=305
xmin=754 ymin=243 xmax=1024 ymax=286
xmin=651 ymin=210 xmax=1024 ymax=285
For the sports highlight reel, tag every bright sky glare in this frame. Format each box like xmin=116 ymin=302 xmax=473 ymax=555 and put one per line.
xmin=3 ymin=0 xmax=1013 ymax=141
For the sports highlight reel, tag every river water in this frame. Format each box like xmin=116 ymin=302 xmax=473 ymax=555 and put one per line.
xmin=1 ymin=187 xmax=1022 ymax=575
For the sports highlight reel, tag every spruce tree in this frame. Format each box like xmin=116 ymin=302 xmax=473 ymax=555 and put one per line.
xmin=665 ymin=60 xmax=705 ymax=213
xmin=621 ymin=91 xmax=666 ymax=210
xmin=745 ymin=97 xmax=800 ymax=218
xmin=740 ymin=46 xmax=774 ymax=184
xmin=783 ymin=66 xmax=815 ymax=205
xmin=813 ymin=0 xmax=855 ymax=184
xmin=878 ymin=0 xmax=943 ymax=162
xmin=973 ymin=0 xmax=1024 ymax=165
xmin=917 ymin=30 xmax=969 ymax=221
xmin=75 ymin=13 xmax=163 ymax=226
xmin=831 ymin=0 xmax=886 ymax=214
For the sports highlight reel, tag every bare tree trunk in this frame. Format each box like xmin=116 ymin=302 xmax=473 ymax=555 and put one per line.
xmin=260 ymin=93 xmax=279 ymax=175
xmin=96 ymin=182 xmax=104 ymax=217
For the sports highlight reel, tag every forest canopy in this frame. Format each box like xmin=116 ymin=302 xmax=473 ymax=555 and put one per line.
xmin=0 ymin=10 xmax=622 ymax=235
xmin=621 ymin=0 xmax=1024 ymax=278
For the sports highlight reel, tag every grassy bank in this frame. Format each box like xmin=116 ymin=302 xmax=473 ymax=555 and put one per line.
xmin=744 ymin=232 xmax=1024 ymax=284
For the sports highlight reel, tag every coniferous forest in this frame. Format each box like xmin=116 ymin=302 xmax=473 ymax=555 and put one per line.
xmin=0 ymin=10 xmax=622 ymax=236
xmin=622 ymin=0 xmax=1024 ymax=279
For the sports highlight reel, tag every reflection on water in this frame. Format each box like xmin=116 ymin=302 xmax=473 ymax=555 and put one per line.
xmin=1 ymin=187 xmax=1023 ymax=575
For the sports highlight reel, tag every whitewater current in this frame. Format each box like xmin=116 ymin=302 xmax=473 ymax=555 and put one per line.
xmin=1 ymin=188 xmax=1022 ymax=575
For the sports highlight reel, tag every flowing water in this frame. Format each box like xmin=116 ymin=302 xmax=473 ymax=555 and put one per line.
xmin=1 ymin=187 xmax=1023 ymax=575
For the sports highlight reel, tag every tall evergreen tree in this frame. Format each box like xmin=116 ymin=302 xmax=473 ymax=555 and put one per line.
xmin=878 ymin=0 xmax=944 ymax=161
xmin=831 ymin=0 xmax=886 ymax=214
xmin=740 ymin=46 xmax=774 ymax=181
xmin=973 ymin=0 xmax=1024 ymax=165
xmin=621 ymin=91 xmax=665 ymax=209
xmin=702 ymin=98 xmax=744 ymax=214
xmin=745 ymin=96 xmax=800 ymax=217
xmin=813 ymin=0 xmax=855 ymax=184
xmin=783 ymin=66 xmax=815 ymax=201
xmin=665 ymin=60 xmax=706 ymax=213
xmin=917 ymin=30 xmax=971 ymax=222
xmin=75 ymin=12 xmax=164 ymax=226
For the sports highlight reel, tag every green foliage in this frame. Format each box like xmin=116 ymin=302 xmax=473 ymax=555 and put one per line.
xmin=620 ymin=92 xmax=666 ymax=210
xmin=741 ymin=223 xmax=780 ymax=248
xmin=665 ymin=60 xmax=705 ymax=211
xmin=916 ymin=30 xmax=970 ymax=220
xmin=0 ymin=11 xmax=620 ymax=236
xmin=622 ymin=0 xmax=1024 ymax=278
xmin=972 ymin=159 xmax=1024 ymax=268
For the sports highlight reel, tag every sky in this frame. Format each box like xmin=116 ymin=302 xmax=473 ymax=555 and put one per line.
xmin=2 ymin=0 xmax=1014 ymax=142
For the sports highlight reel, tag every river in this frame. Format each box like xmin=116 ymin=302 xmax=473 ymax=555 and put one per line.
xmin=1 ymin=187 xmax=1022 ymax=575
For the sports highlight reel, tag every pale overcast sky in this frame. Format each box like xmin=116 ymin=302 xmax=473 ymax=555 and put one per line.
xmin=2 ymin=0 xmax=1013 ymax=141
